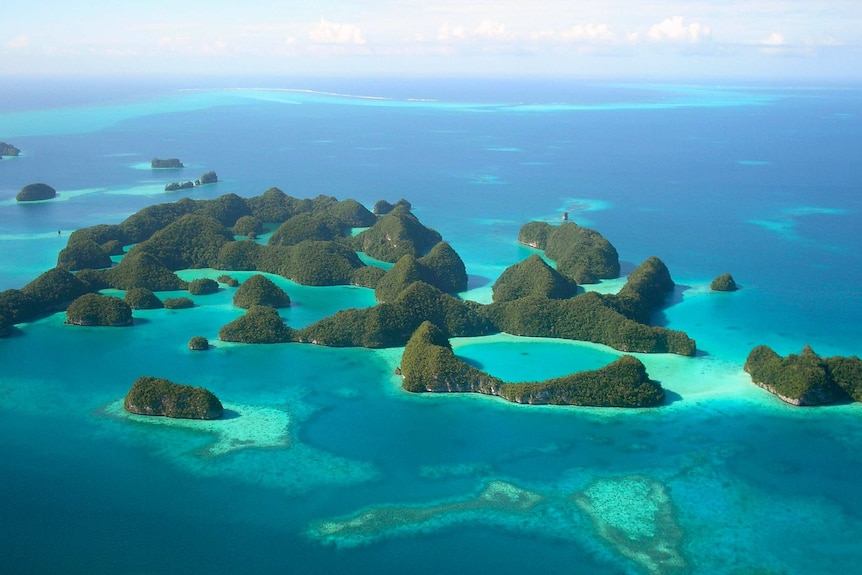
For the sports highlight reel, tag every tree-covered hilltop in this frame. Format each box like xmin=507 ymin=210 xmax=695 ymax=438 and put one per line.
xmin=65 ymin=293 xmax=132 ymax=326
xmin=233 ymin=274 xmax=290 ymax=308
xmin=352 ymin=205 xmax=443 ymax=262
xmin=744 ymin=344 xmax=862 ymax=405
xmin=124 ymin=287 xmax=163 ymax=310
xmin=188 ymin=278 xmax=219 ymax=296
xmin=711 ymin=273 xmax=738 ymax=292
xmin=296 ymin=281 xmax=495 ymax=348
xmin=151 ymin=158 xmax=184 ymax=169
xmin=374 ymin=241 xmax=468 ymax=302
xmin=492 ymin=254 xmax=578 ymax=302
xmin=102 ymin=250 xmax=188 ymax=291
xmin=485 ymin=291 xmax=695 ymax=356
xmin=124 ymin=376 xmax=223 ymax=419
xmin=373 ymin=198 xmax=411 ymax=215
xmin=219 ymin=305 xmax=295 ymax=343
xmin=400 ymin=321 xmax=664 ymax=407
xmin=16 ymin=183 xmax=57 ymax=202
xmin=603 ymin=256 xmax=676 ymax=325
xmin=518 ymin=221 xmax=619 ymax=284
xmin=0 ymin=142 xmax=21 ymax=157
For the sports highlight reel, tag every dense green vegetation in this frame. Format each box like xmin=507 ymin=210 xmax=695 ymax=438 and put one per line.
xmin=711 ymin=273 xmax=738 ymax=291
xmin=165 ymin=181 xmax=194 ymax=192
xmin=744 ymin=344 xmax=862 ymax=405
xmin=604 ymin=256 xmax=676 ymax=324
xmin=233 ymin=274 xmax=290 ymax=308
xmin=485 ymin=291 xmax=695 ymax=356
xmin=400 ymin=321 xmax=664 ymax=407
xmin=57 ymin=238 xmax=113 ymax=271
xmin=133 ymin=214 xmax=234 ymax=270
xmin=163 ymin=297 xmax=194 ymax=309
xmin=188 ymin=336 xmax=209 ymax=351
xmin=518 ymin=221 xmax=619 ymax=284
xmin=353 ymin=206 xmax=442 ymax=262
xmin=197 ymin=171 xmax=218 ymax=185
xmin=65 ymin=293 xmax=132 ymax=326
xmin=492 ymin=254 xmax=577 ymax=302
xmin=219 ymin=305 xmax=295 ymax=343
xmin=102 ymin=250 xmax=188 ymax=291
xmin=22 ymin=268 xmax=90 ymax=311
xmin=124 ymin=376 xmax=223 ymax=419
xmin=16 ymin=183 xmax=57 ymax=202
xmin=188 ymin=278 xmax=219 ymax=296
xmin=351 ymin=266 xmax=386 ymax=289
xmin=0 ymin=142 xmax=21 ymax=157
xmin=297 ymin=281 xmax=494 ymax=348
xmin=124 ymin=287 xmax=163 ymax=309
xmin=373 ymin=198 xmax=411 ymax=215
xmin=232 ymin=215 xmax=263 ymax=237
xmin=151 ymin=158 xmax=183 ymax=168
xmin=374 ymin=241 xmax=468 ymax=302
xmin=269 ymin=212 xmax=338 ymax=246
xmin=217 ymin=274 xmax=239 ymax=287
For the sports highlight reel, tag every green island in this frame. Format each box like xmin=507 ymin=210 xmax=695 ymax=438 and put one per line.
xmin=0 ymin=142 xmax=21 ymax=157
xmin=124 ymin=376 xmax=223 ymax=419
xmin=401 ymin=321 xmax=664 ymax=407
xmin=16 ymin=182 xmax=57 ymax=202
xmin=0 ymin=189 xmax=701 ymax=407
xmin=151 ymin=158 xmax=184 ymax=169
xmin=165 ymin=171 xmax=219 ymax=191
xmin=65 ymin=293 xmax=132 ymax=327
xmin=710 ymin=273 xmax=738 ymax=292
xmin=744 ymin=344 xmax=862 ymax=406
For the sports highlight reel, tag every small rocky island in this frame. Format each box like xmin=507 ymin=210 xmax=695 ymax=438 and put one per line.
xmin=711 ymin=273 xmax=738 ymax=291
xmin=124 ymin=376 xmax=223 ymax=419
xmin=1 ymin=142 xmax=21 ymax=158
xmin=151 ymin=158 xmax=184 ymax=169
xmin=16 ymin=183 xmax=57 ymax=202
xmin=165 ymin=171 xmax=218 ymax=191
xmin=745 ymin=344 xmax=862 ymax=405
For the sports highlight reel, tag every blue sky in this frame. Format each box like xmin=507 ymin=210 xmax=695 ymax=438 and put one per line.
xmin=2 ymin=1 xmax=860 ymax=80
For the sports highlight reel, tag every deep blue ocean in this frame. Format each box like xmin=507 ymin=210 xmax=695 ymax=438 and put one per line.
xmin=1 ymin=77 xmax=861 ymax=574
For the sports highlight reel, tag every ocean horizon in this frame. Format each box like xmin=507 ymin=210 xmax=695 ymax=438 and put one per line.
xmin=1 ymin=76 xmax=861 ymax=574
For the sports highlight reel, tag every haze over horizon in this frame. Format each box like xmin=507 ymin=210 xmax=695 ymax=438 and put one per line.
xmin=2 ymin=1 xmax=861 ymax=82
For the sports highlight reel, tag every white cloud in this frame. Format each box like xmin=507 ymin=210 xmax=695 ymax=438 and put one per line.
xmin=309 ymin=19 xmax=366 ymax=45
xmin=6 ymin=34 xmax=30 ymax=49
xmin=561 ymin=24 xmax=616 ymax=43
xmin=647 ymin=16 xmax=711 ymax=43
xmin=760 ymin=32 xmax=787 ymax=46
xmin=472 ymin=20 xmax=508 ymax=40
xmin=437 ymin=23 xmax=466 ymax=42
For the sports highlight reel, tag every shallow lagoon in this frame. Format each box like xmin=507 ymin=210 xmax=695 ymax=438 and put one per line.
xmin=1 ymin=78 xmax=861 ymax=574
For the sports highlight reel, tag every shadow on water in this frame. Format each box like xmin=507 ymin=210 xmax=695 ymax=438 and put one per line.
xmin=467 ymin=274 xmax=491 ymax=290
xmin=220 ymin=409 xmax=241 ymax=420
xmin=653 ymin=284 xmax=690 ymax=327
xmin=619 ymin=260 xmax=638 ymax=275
xmin=661 ymin=388 xmax=683 ymax=405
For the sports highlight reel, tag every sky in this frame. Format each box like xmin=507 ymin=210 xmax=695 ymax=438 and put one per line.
xmin=2 ymin=1 xmax=861 ymax=81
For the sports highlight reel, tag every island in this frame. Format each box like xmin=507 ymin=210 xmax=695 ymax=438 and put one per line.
xmin=165 ymin=181 xmax=195 ymax=192
xmin=188 ymin=336 xmax=209 ymax=351
xmin=233 ymin=274 xmax=290 ymax=308
xmin=124 ymin=376 xmax=223 ymax=419
xmin=197 ymin=171 xmax=218 ymax=185
xmin=151 ymin=158 xmax=184 ymax=169
xmin=744 ymin=344 xmax=862 ymax=405
xmin=710 ymin=273 xmax=738 ymax=291
xmin=0 ymin=189 xmax=702 ymax=408
xmin=400 ymin=321 xmax=664 ymax=407
xmin=0 ymin=142 xmax=21 ymax=157
xmin=16 ymin=183 xmax=57 ymax=202
xmin=65 ymin=293 xmax=132 ymax=326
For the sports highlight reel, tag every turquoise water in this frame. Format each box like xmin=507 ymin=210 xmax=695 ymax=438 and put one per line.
xmin=1 ymin=78 xmax=862 ymax=574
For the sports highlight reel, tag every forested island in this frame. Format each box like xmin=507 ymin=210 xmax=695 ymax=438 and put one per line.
xmin=745 ymin=344 xmax=862 ymax=406
xmin=0 ymin=142 xmax=21 ymax=158
xmin=151 ymin=158 xmax=184 ymax=169
xmin=124 ymin=376 xmax=223 ymax=419
xmin=16 ymin=183 xmax=57 ymax=202
xmin=0 ymin=188 xmax=702 ymax=407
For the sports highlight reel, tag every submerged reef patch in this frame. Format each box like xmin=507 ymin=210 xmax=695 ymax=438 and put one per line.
xmin=573 ymin=475 xmax=686 ymax=575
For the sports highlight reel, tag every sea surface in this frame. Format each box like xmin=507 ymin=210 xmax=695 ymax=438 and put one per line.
xmin=1 ymin=77 xmax=861 ymax=574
